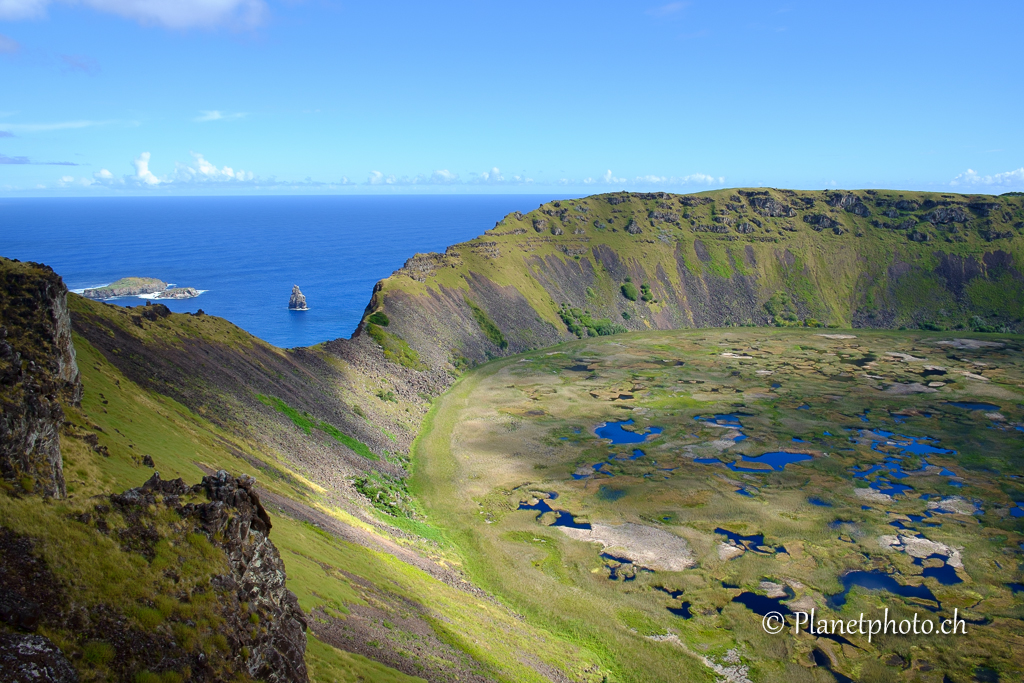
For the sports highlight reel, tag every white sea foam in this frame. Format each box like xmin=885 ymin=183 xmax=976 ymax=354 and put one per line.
xmin=70 ymin=283 xmax=111 ymax=294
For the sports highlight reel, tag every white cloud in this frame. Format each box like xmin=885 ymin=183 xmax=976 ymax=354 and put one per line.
xmin=58 ymin=174 xmax=96 ymax=187
xmin=638 ymin=172 xmax=724 ymax=185
xmin=470 ymin=167 xmax=532 ymax=185
xmin=194 ymin=110 xmax=246 ymax=122
xmin=951 ymin=167 xmax=1024 ymax=188
xmin=85 ymin=151 xmax=260 ymax=189
xmin=478 ymin=167 xmax=503 ymax=183
xmin=367 ymin=170 xmax=395 ymax=185
xmin=582 ymin=170 xmax=723 ymax=187
xmin=429 ymin=169 xmax=459 ymax=184
xmin=366 ymin=169 xmax=463 ymax=185
xmin=173 ymin=152 xmax=253 ymax=182
xmin=133 ymin=152 xmax=161 ymax=185
xmin=603 ymin=169 xmax=626 ymax=184
xmin=583 ymin=170 xmax=627 ymax=185
xmin=0 ymin=0 xmax=267 ymax=28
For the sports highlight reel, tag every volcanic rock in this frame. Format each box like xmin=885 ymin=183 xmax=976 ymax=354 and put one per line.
xmin=0 ymin=258 xmax=82 ymax=498
xmin=289 ymin=285 xmax=308 ymax=310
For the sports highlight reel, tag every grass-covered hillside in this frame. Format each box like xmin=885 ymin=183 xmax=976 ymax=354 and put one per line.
xmin=1 ymin=257 xmax=610 ymax=682
xmin=359 ymin=189 xmax=1024 ymax=374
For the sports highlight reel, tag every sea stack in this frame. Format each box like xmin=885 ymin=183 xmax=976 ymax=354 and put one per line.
xmin=289 ymin=285 xmax=308 ymax=310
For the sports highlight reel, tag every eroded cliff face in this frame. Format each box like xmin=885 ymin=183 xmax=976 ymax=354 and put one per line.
xmin=0 ymin=257 xmax=82 ymax=498
xmin=110 ymin=471 xmax=309 ymax=682
xmin=0 ymin=471 xmax=307 ymax=682
xmin=355 ymin=190 xmax=1024 ymax=378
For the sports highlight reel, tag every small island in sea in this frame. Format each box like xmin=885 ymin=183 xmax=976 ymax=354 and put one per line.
xmin=157 ymin=287 xmax=201 ymax=299
xmin=82 ymin=277 xmax=202 ymax=300
xmin=288 ymin=284 xmax=308 ymax=310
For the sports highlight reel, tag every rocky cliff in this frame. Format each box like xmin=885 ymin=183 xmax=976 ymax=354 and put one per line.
xmin=108 ymin=470 xmax=309 ymax=682
xmin=0 ymin=470 xmax=307 ymax=682
xmin=353 ymin=189 xmax=1024 ymax=377
xmin=288 ymin=285 xmax=307 ymax=310
xmin=0 ymin=258 xmax=82 ymax=498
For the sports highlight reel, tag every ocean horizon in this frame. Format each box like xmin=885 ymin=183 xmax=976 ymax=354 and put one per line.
xmin=0 ymin=194 xmax=577 ymax=348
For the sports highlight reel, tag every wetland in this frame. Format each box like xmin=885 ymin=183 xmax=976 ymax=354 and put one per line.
xmin=413 ymin=328 xmax=1024 ymax=682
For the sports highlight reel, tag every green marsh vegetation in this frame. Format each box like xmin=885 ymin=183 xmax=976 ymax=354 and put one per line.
xmin=413 ymin=328 xmax=1024 ymax=682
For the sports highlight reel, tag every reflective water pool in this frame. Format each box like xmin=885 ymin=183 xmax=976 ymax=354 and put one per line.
xmin=595 ymin=419 xmax=663 ymax=444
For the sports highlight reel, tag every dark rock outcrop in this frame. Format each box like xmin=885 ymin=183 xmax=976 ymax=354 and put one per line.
xmin=288 ymin=285 xmax=308 ymax=310
xmin=926 ymin=206 xmax=971 ymax=224
xmin=111 ymin=471 xmax=308 ymax=682
xmin=0 ymin=470 xmax=307 ymax=682
xmin=969 ymin=201 xmax=1002 ymax=217
xmin=748 ymin=195 xmax=797 ymax=218
xmin=803 ymin=213 xmax=839 ymax=231
xmin=828 ymin=192 xmax=870 ymax=216
xmin=0 ymin=633 xmax=78 ymax=683
xmin=649 ymin=210 xmax=679 ymax=222
xmin=0 ymin=258 xmax=82 ymax=498
xmin=156 ymin=287 xmax=200 ymax=299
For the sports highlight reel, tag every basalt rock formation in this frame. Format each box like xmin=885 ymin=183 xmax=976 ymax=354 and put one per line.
xmin=156 ymin=286 xmax=200 ymax=299
xmin=0 ymin=633 xmax=79 ymax=683
xmin=0 ymin=471 xmax=307 ymax=682
xmin=0 ymin=258 xmax=81 ymax=497
xmin=110 ymin=470 xmax=308 ymax=682
xmin=288 ymin=285 xmax=308 ymax=310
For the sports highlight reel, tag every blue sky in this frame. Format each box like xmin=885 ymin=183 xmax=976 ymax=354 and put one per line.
xmin=1 ymin=0 xmax=1022 ymax=195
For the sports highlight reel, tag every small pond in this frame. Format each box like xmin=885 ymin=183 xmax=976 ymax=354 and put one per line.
xmin=595 ymin=419 xmax=663 ymax=444
xmin=826 ymin=570 xmax=939 ymax=611
xmin=517 ymin=496 xmax=591 ymax=529
xmin=946 ymin=401 xmax=1001 ymax=411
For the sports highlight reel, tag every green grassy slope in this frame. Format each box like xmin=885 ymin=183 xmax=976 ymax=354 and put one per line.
xmin=360 ymin=189 xmax=1024 ymax=375
xmin=3 ymin=288 xmax=608 ymax=681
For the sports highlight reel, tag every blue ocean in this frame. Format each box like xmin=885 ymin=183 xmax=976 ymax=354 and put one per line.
xmin=0 ymin=195 xmax=573 ymax=348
